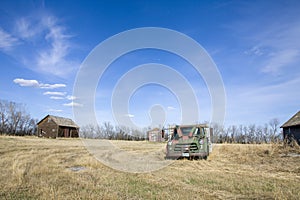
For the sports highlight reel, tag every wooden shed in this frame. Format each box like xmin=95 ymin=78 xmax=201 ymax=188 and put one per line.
xmin=281 ymin=111 xmax=300 ymax=145
xmin=37 ymin=115 xmax=79 ymax=138
xmin=147 ymin=128 xmax=164 ymax=142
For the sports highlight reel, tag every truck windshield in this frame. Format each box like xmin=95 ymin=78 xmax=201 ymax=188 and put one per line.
xmin=180 ymin=127 xmax=194 ymax=135
xmin=194 ymin=127 xmax=205 ymax=137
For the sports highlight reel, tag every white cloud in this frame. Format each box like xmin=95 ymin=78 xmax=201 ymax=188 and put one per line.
xmin=63 ymin=101 xmax=83 ymax=107
xmin=47 ymin=108 xmax=63 ymax=112
xmin=124 ymin=114 xmax=135 ymax=118
xmin=66 ymin=95 xmax=77 ymax=100
xmin=51 ymin=95 xmax=77 ymax=101
xmin=50 ymin=96 xmax=64 ymax=100
xmin=167 ymin=106 xmax=176 ymax=110
xmin=13 ymin=78 xmax=66 ymax=89
xmin=43 ymin=91 xmax=66 ymax=96
xmin=0 ymin=28 xmax=19 ymax=51
xmin=13 ymin=78 xmax=39 ymax=87
xmin=39 ymin=83 xmax=66 ymax=89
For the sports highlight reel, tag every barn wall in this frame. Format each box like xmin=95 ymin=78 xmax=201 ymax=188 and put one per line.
xmin=70 ymin=128 xmax=79 ymax=137
xmin=37 ymin=116 xmax=58 ymax=138
xmin=58 ymin=126 xmax=79 ymax=138
xmin=283 ymin=125 xmax=300 ymax=144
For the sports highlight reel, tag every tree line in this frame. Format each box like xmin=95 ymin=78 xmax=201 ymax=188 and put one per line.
xmin=80 ymin=118 xmax=282 ymax=144
xmin=80 ymin=122 xmax=147 ymax=140
xmin=0 ymin=99 xmax=37 ymax=136
xmin=211 ymin=118 xmax=282 ymax=144
xmin=0 ymin=99 xmax=283 ymax=143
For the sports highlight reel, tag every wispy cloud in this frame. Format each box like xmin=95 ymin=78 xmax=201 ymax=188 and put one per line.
xmin=262 ymin=49 xmax=299 ymax=75
xmin=50 ymin=96 xmax=64 ymax=100
xmin=167 ymin=106 xmax=176 ymax=110
xmin=229 ymin=2 xmax=300 ymax=76
xmin=124 ymin=114 xmax=135 ymax=118
xmin=34 ymin=16 xmax=76 ymax=77
xmin=39 ymin=83 xmax=66 ymax=89
xmin=66 ymin=95 xmax=77 ymax=100
xmin=0 ymin=28 xmax=19 ymax=51
xmin=63 ymin=101 xmax=83 ymax=107
xmin=7 ymin=13 xmax=79 ymax=77
xmin=50 ymin=95 xmax=77 ymax=101
xmin=244 ymin=46 xmax=264 ymax=56
xmin=226 ymin=77 xmax=300 ymax=125
xmin=263 ymin=26 xmax=298 ymax=74
xmin=47 ymin=108 xmax=63 ymax=112
xmin=16 ymin=17 xmax=42 ymax=39
xmin=219 ymin=2 xmax=300 ymax=125
xmin=43 ymin=91 xmax=66 ymax=96
xmin=256 ymin=22 xmax=300 ymax=75
xmin=13 ymin=78 xmax=66 ymax=89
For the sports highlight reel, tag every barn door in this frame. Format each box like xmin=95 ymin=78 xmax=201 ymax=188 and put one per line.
xmin=64 ymin=128 xmax=69 ymax=137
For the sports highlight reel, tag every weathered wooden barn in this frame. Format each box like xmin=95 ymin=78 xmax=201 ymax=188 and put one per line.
xmin=281 ymin=111 xmax=300 ymax=145
xmin=37 ymin=115 xmax=79 ymax=138
xmin=147 ymin=128 xmax=164 ymax=142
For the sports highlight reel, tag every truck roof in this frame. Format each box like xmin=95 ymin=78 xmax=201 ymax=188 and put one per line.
xmin=177 ymin=124 xmax=209 ymax=128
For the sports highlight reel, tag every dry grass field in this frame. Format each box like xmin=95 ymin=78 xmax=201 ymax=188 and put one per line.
xmin=0 ymin=136 xmax=300 ymax=199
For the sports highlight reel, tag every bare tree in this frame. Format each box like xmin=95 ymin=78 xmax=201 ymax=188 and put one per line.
xmin=269 ymin=118 xmax=280 ymax=142
xmin=0 ymin=100 xmax=8 ymax=133
xmin=211 ymin=123 xmax=224 ymax=143
xmin=0 ymin=99 xmax=37 ymax=135
xmin=80 ymin=124 xmax=96 ymax=138
xmin=230 ymin=125 xmax=237 ymax=143
xmin=115 ymin=125 xmax=132 ymax=140
xmin=103 ymin=122 xmax=115 ymax=139
xmin=255 ymin=126 xmax=263 ymax=144
xmin=262 ymin=123 xmax=270 ymax=143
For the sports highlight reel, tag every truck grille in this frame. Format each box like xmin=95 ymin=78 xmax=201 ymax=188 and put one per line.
xmin=174 ymin=143 xmax=198 ymax=152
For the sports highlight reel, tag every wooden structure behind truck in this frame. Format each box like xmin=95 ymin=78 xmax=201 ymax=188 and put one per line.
xmin=37 ymin=115 xmax=79 ymax=138
xmin=147 ymin=128 xmax=165 ymax=142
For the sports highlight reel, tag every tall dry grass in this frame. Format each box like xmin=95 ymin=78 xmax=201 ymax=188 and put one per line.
xmin=0 ymin=136 xmax=299 ymax=199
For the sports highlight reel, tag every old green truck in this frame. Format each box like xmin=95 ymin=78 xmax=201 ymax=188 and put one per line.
xmin=165 ymin=124 xmax=212 ymax=159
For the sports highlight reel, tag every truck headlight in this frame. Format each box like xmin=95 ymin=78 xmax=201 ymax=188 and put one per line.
xmin=199 ymin=139 xmax=204 ymax=145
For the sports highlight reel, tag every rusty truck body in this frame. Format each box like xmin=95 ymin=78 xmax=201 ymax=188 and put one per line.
xmin=165 ymin=124 xmax=212 ymax=159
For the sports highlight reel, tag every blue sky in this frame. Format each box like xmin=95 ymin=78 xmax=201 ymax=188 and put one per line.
xmin=0 ymin=0 xmax=299 ymax=128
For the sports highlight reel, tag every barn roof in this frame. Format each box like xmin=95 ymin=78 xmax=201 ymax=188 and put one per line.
xmin=281 ymin=111 xmax=300 ymax=128
xmin=37 ymin=115 xmax=79 ymax=128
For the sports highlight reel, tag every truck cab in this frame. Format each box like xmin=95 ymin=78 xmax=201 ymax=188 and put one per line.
xmin=165 ymin=124 xmax=212 ymax=159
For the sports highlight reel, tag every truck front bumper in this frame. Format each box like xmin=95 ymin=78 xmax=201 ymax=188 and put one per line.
xmin=165 ymin=151 xmax=208 ymax=159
